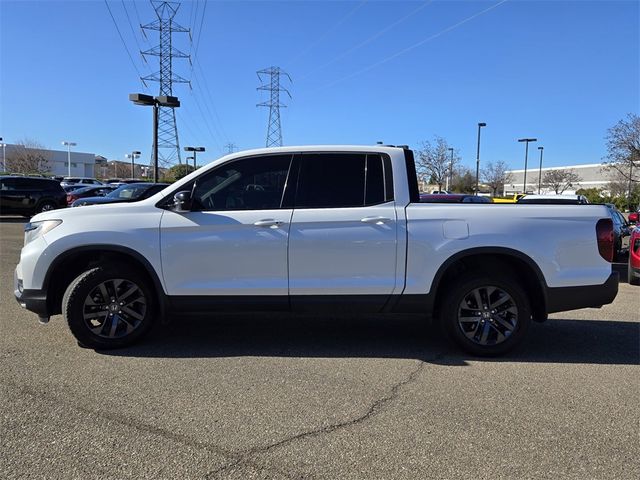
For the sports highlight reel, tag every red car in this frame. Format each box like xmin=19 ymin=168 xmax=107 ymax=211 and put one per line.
xmin=628 ymin=226 xmax=640 ymax=285
xmin=66 ymin=185 xmax=116 ymax=206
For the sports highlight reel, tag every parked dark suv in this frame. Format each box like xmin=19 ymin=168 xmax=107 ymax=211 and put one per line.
xmin=0 ymin=176 xmax=67 ymax=217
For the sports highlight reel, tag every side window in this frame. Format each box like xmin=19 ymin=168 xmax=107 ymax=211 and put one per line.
xmin=296 ymin=153 xmax=365 ymax=208
xmin=1 ymin=178 xmax=18 ymax=190
xmin=191 ymin=154 xmax=292 ymax=211
xmin=365 ymin=154 xmax=384 ymax=205
xmin=295 ymin=153 xmax=392 ymax=209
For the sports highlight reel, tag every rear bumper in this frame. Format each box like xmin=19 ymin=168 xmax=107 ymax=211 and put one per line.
xmin=545 ymin=272 xmax=619 ymax=313
xmin=14 ymin=269 xmax=50 ymax=318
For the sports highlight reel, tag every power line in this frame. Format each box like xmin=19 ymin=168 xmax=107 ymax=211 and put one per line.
xmin=192 ymin=0 xmax=208 ymax=65
xmin=120 ymin=0 xmax=147 ymax=65
xmin=298 ymin=0 xmax=434 ymax=82
xmin=286 ymin=0 xmax=369 ymax=68
xmin=103 ymin=0 xmax=147 ymax=87
xmin=132 ymin=0 xmax=151 ymax=46
xmin=318 ymin=0 xmax=509 ymax=91
xmin=194 ymin=58 xmax=229 ymax=142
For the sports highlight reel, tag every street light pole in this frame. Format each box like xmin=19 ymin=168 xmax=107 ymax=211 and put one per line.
xmin=184 ymin=146 xmax=205 ymax=172
xmin=447 ymin=147 xmax=454 ymax=191
xmin=126 ymin=151 xmax=142 ymax=179
xmin=537 ymin=146 xmax=544 ymax=194
xmin=518 ymin=138 xmax=537 ymax=193
xmin=62 ymin=141 xmax=77 ymax=177
xmin=475 ymin=123 xmax=486 ymax=195
xmin=129 ymin=94 xmax=180 ymax=184
xmin=0 ymin=139 xmax=6 ymax=172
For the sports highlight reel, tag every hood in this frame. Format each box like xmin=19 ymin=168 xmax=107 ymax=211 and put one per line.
xmin=73 ymin=196 xmax=130 ymax=206
xmin=31 ymin=199 xmax=150 ymax=223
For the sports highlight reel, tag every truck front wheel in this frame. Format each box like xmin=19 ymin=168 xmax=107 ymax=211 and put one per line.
xmin=63 ymin=265 xmax=156 ymax=349
xmin=439 ymin=273 xmax=532 ymax=356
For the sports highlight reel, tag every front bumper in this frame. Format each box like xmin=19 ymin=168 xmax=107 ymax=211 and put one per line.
xmin=545 ymin=271 xmax=619 ymax=313
xmin=14 ymin=269 xmax=50 ymax=318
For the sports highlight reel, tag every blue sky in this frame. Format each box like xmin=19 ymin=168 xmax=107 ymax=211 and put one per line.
xmin=0 ymin=0 xmax=638 ymax=172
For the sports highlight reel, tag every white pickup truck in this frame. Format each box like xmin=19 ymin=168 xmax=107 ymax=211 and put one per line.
xmin=14 ymin=146 xmax=618 ymax=355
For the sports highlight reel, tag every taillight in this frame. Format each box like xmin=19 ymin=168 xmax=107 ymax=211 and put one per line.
xmin=67 ymin=195 xmax=77 ymax=204
xmin=596 ymin=218 xmax=614 ymax=262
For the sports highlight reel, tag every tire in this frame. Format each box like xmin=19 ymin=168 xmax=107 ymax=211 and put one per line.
xmin=439 ymin=272 xmax=532 ymax=356
xmin=62 ymin=264 xmax=156 ymax=349
xmin=36 ymin=200 xmax=57 ymax=214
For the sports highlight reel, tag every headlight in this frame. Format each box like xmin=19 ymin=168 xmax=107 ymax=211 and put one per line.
xmin=24 ymin=220 xmax=62 ymax=245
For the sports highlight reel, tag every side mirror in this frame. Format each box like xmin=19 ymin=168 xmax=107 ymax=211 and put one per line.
xmin=173 ymin=190 xmax=192 ymax=212
xmin=629 ymin=212 xmax=638 ymax=224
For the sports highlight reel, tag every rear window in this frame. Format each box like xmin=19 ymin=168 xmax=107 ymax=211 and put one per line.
xmin=1 ymin=177 xmax=59 ymax=190
xmin=295 ymin=153 xmax=392 ymax=209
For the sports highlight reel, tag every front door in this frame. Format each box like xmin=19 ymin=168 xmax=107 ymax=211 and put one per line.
xmin=160 ymin=153 xmax=295 ymax=308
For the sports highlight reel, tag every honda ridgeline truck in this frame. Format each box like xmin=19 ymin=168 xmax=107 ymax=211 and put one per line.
xmin=14 ymin=146 xmax=618 ymax=355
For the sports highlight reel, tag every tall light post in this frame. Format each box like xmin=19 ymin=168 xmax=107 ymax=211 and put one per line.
xmin=475 ymin=122 xmax=486 ymax=195
xmin=61 ymin=141 xmax=77 ymax=177
xmin=184 ymin=146 xmax=205 ymax=170
xmin=447 ymin=147 xmax=454 ymax=191
xmin=537 ymin=146 xmax=544 ymax=194
xmin=0 ymin=138 xmax=6 ymax=172
xmin=126 ymin=151 xmax=142 ymax=179
xmin=129 ymin=94 xmax=180 ymax=183
xmin=518 ymin=138 xmax=537 ymax=193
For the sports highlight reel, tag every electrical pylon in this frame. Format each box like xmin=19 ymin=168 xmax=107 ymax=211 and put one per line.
xmin=257 ymin=67 xmax=292 ymax=147
xmin=141 ymin=1 xmax=190 ymax=165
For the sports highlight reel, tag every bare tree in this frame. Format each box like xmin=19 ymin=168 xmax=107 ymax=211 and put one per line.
xmin=416 ymin=136 xmax=459 ymax=192
xmin=5 ymin=139 xmax=52 ymax=174
xmin=542 ymin=169 xmax=582 ymax=194
xmin=603 ymin=113 xmax=640 ymax=209
xmin=481 ymin=161 xmax=514 ymax=196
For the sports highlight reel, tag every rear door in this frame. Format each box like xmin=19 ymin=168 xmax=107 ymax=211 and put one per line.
xmin=288 ymin=152 xmax=398 ymax=312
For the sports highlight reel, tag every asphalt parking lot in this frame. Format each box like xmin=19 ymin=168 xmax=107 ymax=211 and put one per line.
xmin=1 ymin=217 xmax=638 ymax=480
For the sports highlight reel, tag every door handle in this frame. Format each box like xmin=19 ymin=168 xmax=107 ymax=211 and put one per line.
xmin=254 ymin=219 xmax=283 ymax=228
xmin=361 ymin=216 xmax=391 ymax=224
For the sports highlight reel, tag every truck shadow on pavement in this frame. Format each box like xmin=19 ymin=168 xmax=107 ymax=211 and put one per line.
xmin=100 ymin=315 xmax=640 ymax=366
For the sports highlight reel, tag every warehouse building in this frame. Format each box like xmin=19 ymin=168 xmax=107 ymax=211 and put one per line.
xmin=1 ymin=143 xmax=96 ymax=177
xmin=505 ymin=163 xmax=612 ymax=195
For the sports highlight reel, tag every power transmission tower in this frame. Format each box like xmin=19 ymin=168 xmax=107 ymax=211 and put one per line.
xmin=257 ymin=67 xmax=292 ymax=147
xmin=141 ymin=1 xmax=190 ymax=165
xmin=224 ymin=142 xmax=237 ymax=154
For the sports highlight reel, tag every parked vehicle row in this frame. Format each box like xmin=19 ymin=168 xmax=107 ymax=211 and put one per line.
xmin=70 ymin=183 xmax=169 ymax=207
xmin=1 ymin=176 xmax=168 ymax=216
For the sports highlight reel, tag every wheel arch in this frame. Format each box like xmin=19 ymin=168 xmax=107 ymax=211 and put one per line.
xmin=430 ymin=247 xmax=549 ymax=322
xmin=43 ymin=245 xmax=166 ymax=318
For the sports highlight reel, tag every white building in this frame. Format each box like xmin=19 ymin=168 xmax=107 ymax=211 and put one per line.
xmin=1 ymin=143 xmax=96 ymax=177
xmin=505 ymin=163 xmax=611 ymax=195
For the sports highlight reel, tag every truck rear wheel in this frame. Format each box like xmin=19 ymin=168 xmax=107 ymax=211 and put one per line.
xmin=63 ymin=265 xmax=156 ymax=349
xmin=439 ymin=273 xmax=532 ymax=356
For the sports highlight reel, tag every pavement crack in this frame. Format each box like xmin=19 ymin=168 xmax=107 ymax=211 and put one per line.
xmin=206 ymin=354 xmax=443 ymax=479
xmin=0 ymin=378 xmax=292 ymax=479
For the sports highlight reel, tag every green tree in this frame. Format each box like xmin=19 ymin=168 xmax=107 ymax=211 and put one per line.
xmin=167 ymin=164 xmax=196 ymax=182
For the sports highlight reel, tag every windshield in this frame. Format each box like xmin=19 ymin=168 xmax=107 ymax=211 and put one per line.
xmin=107 ymin=184 xmax=150 ymax=199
